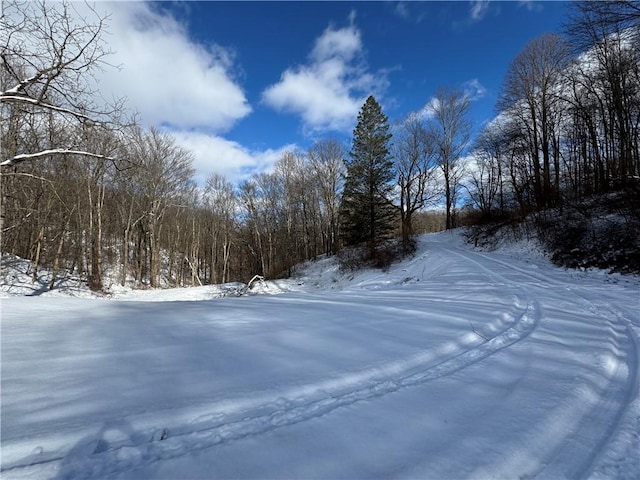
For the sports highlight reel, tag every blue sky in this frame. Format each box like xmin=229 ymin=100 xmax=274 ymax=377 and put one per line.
xmin=90 ymin=1 xmax=571 ymax=184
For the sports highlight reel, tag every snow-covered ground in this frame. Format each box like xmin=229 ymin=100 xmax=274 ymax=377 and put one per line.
xmin=1 ymin=231 xmax=639 ymax=479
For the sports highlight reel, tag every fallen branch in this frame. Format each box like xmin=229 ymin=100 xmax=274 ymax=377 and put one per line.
xmin=246 ymin=275 xmax=265 ymax=290
xmin=468 ymin=320 xmax=489 ymax=341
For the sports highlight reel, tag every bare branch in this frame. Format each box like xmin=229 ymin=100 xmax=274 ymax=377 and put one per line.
xmin=0 ymin=94 xmax=93 ymax=121
xmin=1 ymin=149 xmax=116 ymax=167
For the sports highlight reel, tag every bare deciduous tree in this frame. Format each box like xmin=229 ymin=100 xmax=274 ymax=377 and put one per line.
xmin=467 ymin=122 xmax=506 ymax=220
xmin=308 ymin=138 xmax=345 ymax=255
xmin=393 ymin=114 xmax=440 ymax=244
xmin=498 ymin=33 xmax=570 ymax=209
xmin=565 ymin=2 xmax=640 ymax=185
xmin=203 ymin=173 xmax=237 ymax=284
xmin=427 ymin=88 xmax=472 ymax=230
xmin=126 ymin=127 xmax=195 ymax=287
xmin=0 ymin=0 xmax=123 ymax=167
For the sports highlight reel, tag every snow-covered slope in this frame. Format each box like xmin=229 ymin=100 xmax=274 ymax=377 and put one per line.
xmin=1 ymin=231 xmax=639 ymax=479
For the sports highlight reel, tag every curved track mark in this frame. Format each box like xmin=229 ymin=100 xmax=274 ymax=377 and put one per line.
xmin=3 ymin=300 xmax=540 ymax=479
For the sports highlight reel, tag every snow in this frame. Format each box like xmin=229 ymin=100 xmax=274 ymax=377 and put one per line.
xmin=1 ymin=230 xmax=639 ymax=479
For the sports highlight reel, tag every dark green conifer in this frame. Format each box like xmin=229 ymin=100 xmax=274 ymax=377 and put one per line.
xmin=340 ymin=96 xmax=396 ymax=248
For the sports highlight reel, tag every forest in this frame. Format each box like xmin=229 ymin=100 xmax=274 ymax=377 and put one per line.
xmin=1 ymin=1 xmax=639 ymax=290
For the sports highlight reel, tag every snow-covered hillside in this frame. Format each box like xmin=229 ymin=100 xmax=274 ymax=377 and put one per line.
xmin=1 ymin=231 xmax=639 ymax=479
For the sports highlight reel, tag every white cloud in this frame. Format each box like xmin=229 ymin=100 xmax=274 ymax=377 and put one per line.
xmin=414 ymin=79 xmax=487 ymax=120
xmin=462 ymin=79 xmax=487 ymax=101
xmin=394 ymin=2 xmax=410 ymax=20
xmin=262 ymin=21 xmax=387 ymax=133
xmin=518 ymin=1 xmax=543 ymax=13
xmin=469 ymin=1 xmax=490 ymax=22
xmin=310 ymin=23 xmax=361 ymax=63
xmin=415 ymin=96 xmax=441 ymax=121
xmin=170 ymin=130 xmax=297 ymax=185
xmin=90 ymin=2 xmax=251 ymax=132
xmin=393 ymin=2 xmax=426 ymax=24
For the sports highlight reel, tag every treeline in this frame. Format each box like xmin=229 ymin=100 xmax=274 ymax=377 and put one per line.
xmin=2 ymin=1 xmax=639 ymax=290
xmin=1 ymin=126 xmax=350 ymax=288
xmin=0 ymin=124 xmax=445 ymax=289
xmin=467 ymin=1 xmax=640 ymax=220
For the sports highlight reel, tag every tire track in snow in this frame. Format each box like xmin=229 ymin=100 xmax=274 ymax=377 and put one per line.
xmin=534 ymin=299 xmax=640 ymax=479
xmin=3 ymin=299 xmax=541 ymax=479
xmin=451 ymin=244 xmax=639 ymax=479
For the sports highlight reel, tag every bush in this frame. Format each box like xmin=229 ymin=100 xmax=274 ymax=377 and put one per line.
xmin=464 ymin=188 xmax=640 ymax=274
xmin=337 ymin=246 xmax=370 ymax=272
xmin=337 ymin=238 xmax=414 ymax=273
xmin=535 ymin=191 xmax=640 ymax=273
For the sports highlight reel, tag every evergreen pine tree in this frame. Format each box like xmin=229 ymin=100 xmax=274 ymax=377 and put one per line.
xmin=340 ymin=96 xmax=396 ymax=249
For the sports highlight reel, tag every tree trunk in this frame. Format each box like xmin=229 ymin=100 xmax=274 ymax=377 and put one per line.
xmin=50 ymin=213 xmax=72 ymax=290
xmin=31 ymin=226 xmax=44 ymax=284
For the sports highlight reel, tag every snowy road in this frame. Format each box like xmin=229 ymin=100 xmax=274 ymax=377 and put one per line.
xmin=1 ymin=232 xmax=639 ymax=479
